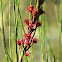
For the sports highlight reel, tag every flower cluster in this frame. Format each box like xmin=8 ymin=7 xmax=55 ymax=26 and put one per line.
xmin=17 ymin=19 xmax=39 ymax=56
xmin=17 ymin=0 xmax=45 ymax=58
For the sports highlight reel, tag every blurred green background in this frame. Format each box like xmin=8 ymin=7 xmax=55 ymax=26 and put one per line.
xmin=0 ymin=0 xmax=62 ymax=62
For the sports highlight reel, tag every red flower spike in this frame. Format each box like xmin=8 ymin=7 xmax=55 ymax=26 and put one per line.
xmin=33 ymin=38 xmax=39 ymax=43
xmin=25 ymin=51 xmax=30 ymax=57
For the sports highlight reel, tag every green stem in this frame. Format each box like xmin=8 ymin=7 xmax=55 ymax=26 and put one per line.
xmin=46 ymin=54 xmax=48 ymax=62
xmin=9 ymin=0 xmax=12 ymax=61
xmin=36 ymin=0 xmax=39 ymax=10
xmin=15 ymin=0 xmax=21 ymax=61
xmin=1 ymin=0 xmax=12 ymax=62
xmin=18 ymin=7 xmax=25 ymax=34
xmin=14 ymin=0 xmax=19 ymax=61
xmin=14 ymin=0 xmax=16 ymax=27
xmin=1 ymin=0 xmax=8 ymax=62
xmin=45 ymin=18 xmax=53 ymax=62
xmin=53 ymin=55 xmax=55 ymax=62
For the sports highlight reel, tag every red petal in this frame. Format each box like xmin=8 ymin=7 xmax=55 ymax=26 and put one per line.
xmin=24 ymin=19 xmax=31 ymax=26
xmin=27 ymin=5 xmax=34 ymax=12
xmin=24 ymin=19 xmax=30 ymax=26
xmin=32 ymin=8 xmax=37 ymax=15
xmin=25 ymin=51 xmax=30 ymax=56
xmin=23 ymin=38 xmax=25 ymax=43
xmin=17 ymin=39 xmax=22 ymax=46
xmin=33 ymin=38 xmax=39 ymax=43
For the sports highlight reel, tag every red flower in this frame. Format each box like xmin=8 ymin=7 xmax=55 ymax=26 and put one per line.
xmin=22 ymin=38 xmax=25 ymax=44
xmin=24 ymin=19 xmax=31 ymax=26
xmin=33 ymin=38 xmax=38 ymax=43
xmin=22 ymin=38 xmax=30 ymax=47
xmin=17 ymin=39 xmax=22 ymax=46
xmin=24 ymin=32 xmax=31 ymax=40
xmin=17 ymin=38 xmax=30 ymax=46
xmin=24 ymin=19 xmax=35 ymax=32
xmin=27 ymin=5 xmax=34 ymax=12
xmin=27 ymin=5 xmax=37 ymax=19
xmin=25 ymin=51 xmax=30 ymax=56
xmin=32 ymin=8 xmax=37 ymax=15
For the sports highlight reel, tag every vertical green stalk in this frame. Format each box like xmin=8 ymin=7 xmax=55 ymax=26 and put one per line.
xmin=45 ymin=18 xmax=53 ymax=62
xmin=16 ymin=7 xmax=19 ymax=62
xmin=1 ymin=0 xmax=8 ymax=62
xmin=42 ymin=14 xmax=46 ymax=61
xmin=58 ymin=24 xmax=61 ymax=62
xmin=61 ymin=1 xmax=62 ymax=49
xmin=46 ymin=54 xmax=48 ymax=62
xmin=40 ymin=15 xmax=45 ymax=62
xmin=14 ymin=0 xmax=16 ymax=27
xmin=9 ymin=0 xmax=12 ymax=61
xmin=36 ymin=0 xmax=39 ymax=10
xmin=56 ymin=0 xmax=61 ymax=61
xmin=30 ymin=0 xmax=32 ymax=5
xmin=15 ymin=0 xmax=21 ymax=61
xmin=42 ymin=55 xmax=44 ymax=62
xmin=14 ymin=0 xmax=19 ymax=61
xmin=14 ymin=0 xmax=18 ymax=61
xmin=11 ymin=33 xmax=16 ymax=62
xmin=53 ymin=55 xmax=55 ymax=62
xmin=61 ymin=3 xmax=62 ymax=62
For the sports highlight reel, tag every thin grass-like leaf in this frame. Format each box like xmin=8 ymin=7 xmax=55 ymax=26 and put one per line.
xmin=46 ymin=54 xmax=48 ymax=62
xmin=1 ymin=0 xmax=8 ymax=62
xmin=9 ymin=0 xmax=12 ymax=61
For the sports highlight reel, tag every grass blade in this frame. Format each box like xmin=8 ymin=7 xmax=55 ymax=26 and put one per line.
xmin=1 ymin=0 xmax=8 ymax=62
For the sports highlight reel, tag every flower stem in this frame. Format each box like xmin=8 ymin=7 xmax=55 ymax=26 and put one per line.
xmin=9 ymin=0 xmax=12 ymax=61
xmin=46 ymin=54 xmax=48 ymax=62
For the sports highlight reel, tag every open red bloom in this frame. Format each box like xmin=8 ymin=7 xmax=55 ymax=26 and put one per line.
xmin=33 ymin=38 xmax=39 ymax=43
xmin=32 ymin=8 xmax=37 ymax=15
xmin=25 ymin=51 xmax=30 ymax=56
xmin=27 ymin=5 xmax=34 ymax=12
xmin=24 ymin=19 xmax=36 ymax=32
xmin=27 ymin=5 xmax=37 ymax=19
xmin=17 ymin=39 xmax=22 ymax=46
xmin=24 ymin=19 xmax=31 ymax=26
xmin=24 ymin=32 xmax=31 ymax=40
